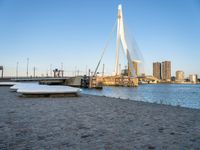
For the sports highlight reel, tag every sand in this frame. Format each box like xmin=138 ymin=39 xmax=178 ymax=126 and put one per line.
xmin=0 ymin=86 xmax=200 ymax=150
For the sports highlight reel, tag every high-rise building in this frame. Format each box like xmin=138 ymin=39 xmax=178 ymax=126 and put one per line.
xmin=189 ymin=74 xmax=197 ymax=83
xmin=153 ymin=62 xmax=161 ymax=79
xmin=162 ymin=61 xmax=171 ymax=81
xmin=176 ymin=70 xmax=184 ymax=83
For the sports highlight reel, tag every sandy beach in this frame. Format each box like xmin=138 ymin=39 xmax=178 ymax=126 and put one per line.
xmin=0 ymin=86 xmax=200 ymax=150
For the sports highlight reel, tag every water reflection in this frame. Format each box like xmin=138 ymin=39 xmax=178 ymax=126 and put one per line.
xmin=82 ymin=84 xmax=200 ymax=109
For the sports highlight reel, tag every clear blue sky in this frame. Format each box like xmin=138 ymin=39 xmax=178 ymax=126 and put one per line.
xmin=0 ymin=0 xmax=200 ymax=77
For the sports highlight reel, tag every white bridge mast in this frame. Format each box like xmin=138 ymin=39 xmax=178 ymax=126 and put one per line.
xmin=114 ymin=4 xmax=136 ymax=77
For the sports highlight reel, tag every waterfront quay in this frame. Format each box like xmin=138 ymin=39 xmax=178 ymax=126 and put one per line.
xmin=0 ymin=86 xmax=200 ymax=149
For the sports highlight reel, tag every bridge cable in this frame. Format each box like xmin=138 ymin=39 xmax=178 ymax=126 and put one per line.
xmin=93 ymin=20 xmax=117 ymax=76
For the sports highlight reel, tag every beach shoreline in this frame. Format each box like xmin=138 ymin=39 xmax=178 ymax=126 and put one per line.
xmin=0 ymin=86 xmax=200 ymax=149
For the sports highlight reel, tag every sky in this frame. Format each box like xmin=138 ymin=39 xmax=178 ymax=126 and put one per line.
xmin=0 ymin=0 xmax=200 ymax=77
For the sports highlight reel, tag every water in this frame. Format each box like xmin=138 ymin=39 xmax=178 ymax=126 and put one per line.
xmin=82 ymin=84 xmax=200 ymax=109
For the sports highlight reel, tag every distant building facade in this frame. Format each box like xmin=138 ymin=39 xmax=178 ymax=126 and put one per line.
xmin=162 ymin=61 xmax=171 ymax=81
xmin=121 ymin=69 xmax=128 ymax=76
xmin=189 ymin=74 xmax=197 ymax=83
xmin=176 ymin=71 xmax=184 ymax=83
xmin=153 ymin=62 xmax=161 ymax=79
xmin=128 ymin=61 xmax=139 ymax=76
xmin=53 ymin=69 xmax=64 ymax=77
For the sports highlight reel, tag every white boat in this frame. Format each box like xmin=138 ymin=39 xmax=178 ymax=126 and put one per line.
xmin=10 ymin=82 xmax=39 ymax=91
xmin=0 ymin=82 xmax=17 ymax=86
xmin=17 ymin=85 xmax=81 ymax=97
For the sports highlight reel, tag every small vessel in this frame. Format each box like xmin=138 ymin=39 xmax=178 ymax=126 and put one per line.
xmin=10 ymin=82 xmax=39 ymax=91
xmin=17 ymin=84 xmax=81 ymax=97
xmin=0 ymin=82 xmax=17 ymax=86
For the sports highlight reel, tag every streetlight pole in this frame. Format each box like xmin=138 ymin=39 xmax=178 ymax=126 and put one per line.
xmin=16 ymin=62 xmax=19 ymax=78
xmin=102 ymin=64 xmax=105 ymax=77
xmin=85 ymin=65 xmax=88 ymax=76
xmin=75 ymin=66 xmax=77 ymax=76
xmin=26 ymin=58 xmax=29 ymax=77
xmin=50 ymin=64 xmax=52 ymax=77
xmin=33 ymin=66 xmax=36 ymax=77
xmin=61 ymin=62 xmax=63 ymax=70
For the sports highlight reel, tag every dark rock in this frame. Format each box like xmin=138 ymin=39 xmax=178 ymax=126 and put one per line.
xmin=81 ymin=134 xmax=93 ymax=138
xmin=37 ymin=135 xmax=45 ymax=140
xmin=148 ymin=145 xmax=155 ymax=149
xmin=170 ymin=132 xmax=175 ymax=135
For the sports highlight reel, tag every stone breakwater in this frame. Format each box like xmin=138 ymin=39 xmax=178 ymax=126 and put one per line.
xmin=0 ymin=86 xmax=200 ymax=150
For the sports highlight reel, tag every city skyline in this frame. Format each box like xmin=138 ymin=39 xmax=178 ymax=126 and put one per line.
xmin=0 ymin=0 xmax=200 ymax=77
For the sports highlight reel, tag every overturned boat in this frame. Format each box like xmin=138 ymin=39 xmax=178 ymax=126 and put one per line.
xmin=0 ymin=82 xmax=17 ymax=86
xmin=10 ymin=82 xmax=39 ymax=92
xmin=10 ymin=83 xmax=81 ymax=97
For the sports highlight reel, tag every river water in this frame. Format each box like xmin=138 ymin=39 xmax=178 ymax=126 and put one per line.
xmin=82 ymin=84 xmax=200 ymax=109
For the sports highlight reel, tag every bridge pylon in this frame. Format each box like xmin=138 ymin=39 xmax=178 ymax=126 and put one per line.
xmin=114 ymin=4 xmax=136 ymax=77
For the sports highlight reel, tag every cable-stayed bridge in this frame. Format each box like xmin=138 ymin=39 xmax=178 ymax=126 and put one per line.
xmin=91 ymin=4 xmax=141 ymax=87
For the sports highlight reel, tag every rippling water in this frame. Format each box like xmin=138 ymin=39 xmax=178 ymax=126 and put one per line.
xmin=82 ymin=84 xmax=200 ymax=109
